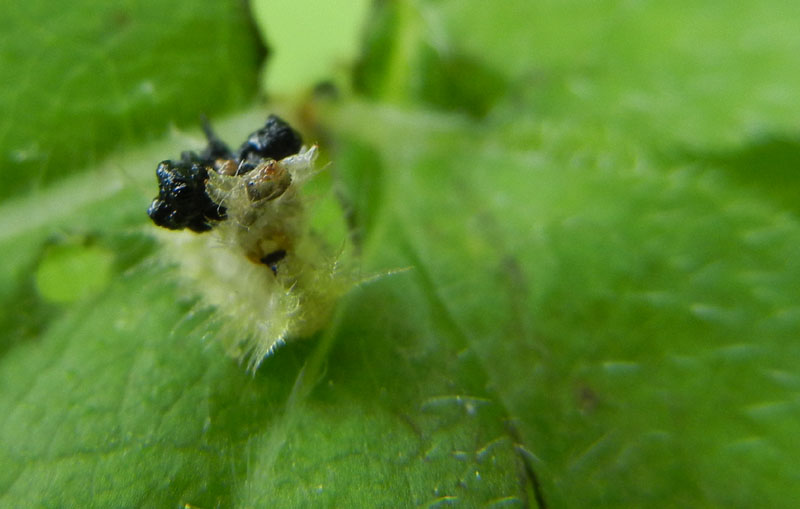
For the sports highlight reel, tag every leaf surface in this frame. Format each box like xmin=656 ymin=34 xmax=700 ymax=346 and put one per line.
xmin=2 ymin=1 xmax=800 ymax=507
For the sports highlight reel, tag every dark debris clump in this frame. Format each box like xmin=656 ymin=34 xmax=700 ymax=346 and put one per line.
xmin=237 ymin=115 xmax=303 ymax=166
xmin=147 ymin=161 xmax=224 ymax=232
xmin=147 ymin=115 xmax=303 ymax=233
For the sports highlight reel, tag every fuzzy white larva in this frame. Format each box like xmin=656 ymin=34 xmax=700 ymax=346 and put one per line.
xmin=148 ymin=118 xmax=352 ymax=371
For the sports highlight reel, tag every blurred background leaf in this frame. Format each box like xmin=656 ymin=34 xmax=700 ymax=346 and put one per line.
xmin=251 ymin=0 xmax=371 ymax=96
xmin=0 ymin=0 xmax=263 ymax=200
xmin=1 ymin=0 xmax=800 ymax=507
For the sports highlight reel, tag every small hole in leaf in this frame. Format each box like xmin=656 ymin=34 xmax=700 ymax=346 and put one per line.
xmin=35 ymin=239 xmax=114 ymax=304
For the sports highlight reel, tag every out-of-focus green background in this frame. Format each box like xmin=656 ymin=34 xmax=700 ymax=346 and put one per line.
xmin=1 ymin=0 xmax=799 ymax=506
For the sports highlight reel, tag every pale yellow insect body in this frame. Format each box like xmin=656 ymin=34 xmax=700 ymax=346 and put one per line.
xmin=157 ymin=145 xmax=351 ymax=370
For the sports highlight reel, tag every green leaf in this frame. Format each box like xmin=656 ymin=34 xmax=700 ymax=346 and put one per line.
xmin=2 ymin=0 xmax=800 ymax=507
xmin=356 ymin=0 xmax=800 ymax=148
xmin=0 ymin=0 xmax=264 ymax=201
xmin=0 ymin=112 xmax=534 ymax=505
xmin=324 ymin=100 xmax=800 ymax=506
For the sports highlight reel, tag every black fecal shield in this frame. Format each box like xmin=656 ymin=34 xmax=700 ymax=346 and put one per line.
xmin=147 ymin=160 xmax=226 ymax=233
xmin=147 ymin=115 xmax=303 ymax=232
xmin=200 ymin=117 xmax=235 ymax=162
xmin=236 ymin=114 xmax=303 ymax=168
